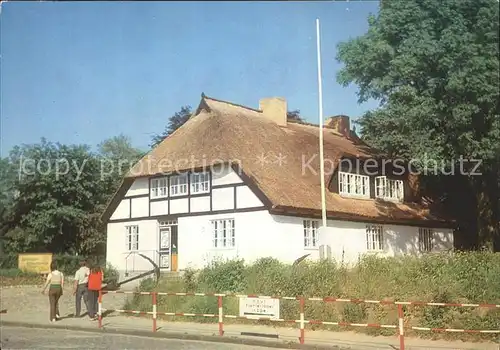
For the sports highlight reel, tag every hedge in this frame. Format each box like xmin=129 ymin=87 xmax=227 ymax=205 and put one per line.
xmin=123 ymin=252 xmax=500 ymax=342
xmin=1 ymin=253 xmax=105 ymax=274
xmin=0 ymin=253 xmax=119 ymax=287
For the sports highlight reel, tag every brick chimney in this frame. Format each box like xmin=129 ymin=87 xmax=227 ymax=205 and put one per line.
xmin=326 ymin=115 xmax=350 ymax=137
xmin=259 ymin=97 xmax=287 ymax=126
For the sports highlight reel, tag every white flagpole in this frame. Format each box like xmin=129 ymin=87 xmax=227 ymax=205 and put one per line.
xmin=316 ymin=18 xmax=328 ymax=230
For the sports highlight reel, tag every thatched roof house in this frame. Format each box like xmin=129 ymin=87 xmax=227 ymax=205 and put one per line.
xmin=102 ymin=93 xmax=452 ymax=228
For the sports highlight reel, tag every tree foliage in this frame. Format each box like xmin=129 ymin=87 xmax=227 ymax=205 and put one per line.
xmin=98 ymin=134 xmax=144 ymax=162
xmin=336 ymin=0 xmax=500 ymax=250
xmin=287 ymin=109 xmax=304 ymax=122
xmin=97 ymin=134 xmax=145 ymax=189
xmin=0 ymin=158 xmax=17 ymax=256
xmin=1 ymin=136 xmax=143 ymax=257
xmin=150 ymin=106 xmax=193 ymax=148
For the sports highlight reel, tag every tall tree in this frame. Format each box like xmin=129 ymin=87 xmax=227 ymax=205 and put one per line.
xmin=150 ymin=106 xmax=192 ymax=148
xmin=2 ymin=139 xmax=123 ymax=255
xmin=336 ymin=0 xmax=500 ymax=250
xmin=287 ymin=109 xmax=304 ymax=122
xmin=98 ymin=134 xmax=145 ymax=187
xmin=1 ymin=135 xmax=144 ymax=258
xmin=98 ymin=134 xmax=144 ymax=162
xmin=0 ymin=157 xmax=16 ymax=257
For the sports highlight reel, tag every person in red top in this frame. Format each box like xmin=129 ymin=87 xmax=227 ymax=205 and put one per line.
xmin=87 ymin=265 xmax=103 ymax=320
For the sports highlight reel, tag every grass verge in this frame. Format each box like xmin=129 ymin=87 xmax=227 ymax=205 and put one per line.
xmin=122 ymin=252 xmax=500 ymax=343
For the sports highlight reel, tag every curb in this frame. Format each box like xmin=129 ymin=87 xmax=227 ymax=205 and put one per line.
xmin=0 ymin=321 xmax=346 ymax=350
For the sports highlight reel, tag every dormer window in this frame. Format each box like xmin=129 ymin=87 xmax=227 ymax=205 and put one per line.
xmin=375 ymin=176 xmax=403 ymax=202
xmin=338 ymin=172 xmax=370 ymax=199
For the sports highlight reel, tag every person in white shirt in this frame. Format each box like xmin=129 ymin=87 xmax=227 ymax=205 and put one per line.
xmin=41 ymin=261 xmax=64 ymax=322
xmin=73 ymin=259 xmax=90 ymax=318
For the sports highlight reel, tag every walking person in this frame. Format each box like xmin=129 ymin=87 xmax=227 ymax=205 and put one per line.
xmin=41 ymin=261 xmax=64 ymax=322
xmin=73 ymin=259 xmax=90 ymax=317
xmin=87 ymin=264 xmax=103 ymax=320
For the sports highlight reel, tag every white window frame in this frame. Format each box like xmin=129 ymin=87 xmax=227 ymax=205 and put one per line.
xmin=303 ymin=220 xmax=319 ymax=249
xmin=338 ymin=171 xmax=370 ymax=199
xmin=170 ymin=173 xmax=188 ymax=197
xmin=418 ymin=228 xmax=434 ymax=252
xmin=366 ymin=224 xmax=384 ymax=251
xmin=126 ymin=225 xmax=139 ymax=251
xmin=211 ymin=218 xmax=235 ymax=249
xmin=150 ymin=177 xmax=168 ymax=199
xmin=190 ymin=171 xmax=210 ymax=194
xmin=375 ymin=176 xmax=404 ymax=202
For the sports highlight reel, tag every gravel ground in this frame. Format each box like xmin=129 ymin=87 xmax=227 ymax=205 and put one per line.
xmin=0 ymin=283 xmax=128 ymax=320
xmin=0 ymin=326 xmax=271 ymax=349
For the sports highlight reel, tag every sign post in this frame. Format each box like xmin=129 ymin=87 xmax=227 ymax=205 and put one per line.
xmin=239 ymin=297 xmax=280 ymax=319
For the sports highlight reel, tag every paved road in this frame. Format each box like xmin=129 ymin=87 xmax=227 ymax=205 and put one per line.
xmin=0 ymin=326 xmax=271 ymax=349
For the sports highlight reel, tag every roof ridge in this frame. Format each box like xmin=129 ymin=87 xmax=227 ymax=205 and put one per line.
xmin=288 ymin=119 xmax=342 ymax=134
xmin=203 ymin=94 xmax=262 ymax=114
xmin=288 ymin=119 xmax=372 ymax=147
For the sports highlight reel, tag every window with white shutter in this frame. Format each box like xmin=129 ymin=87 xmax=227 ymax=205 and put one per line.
xmin=366 ymin=224 xmax=383 ymax=251
xmin=211 ymin=219 xmax=235 ymax=249
xmin=151 ymin=177 xmax=168 ymax=198
xmin=303 ymin=220 xmax=319 ymax=248
xmin=170 ymin=174 xmax=188 ymax=196
xmin=338 ymin=172 xmax=370 ymax=198
xmin=126 ymin=225 xmax=139 ymax=251
xmin=190 ymin=172 xmax=210 ymax=194
xmin=375 ymin=176 xmax=404 ymax=202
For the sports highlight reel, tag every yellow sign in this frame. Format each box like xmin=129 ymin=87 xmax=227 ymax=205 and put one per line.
xmin=18 ymin=253 xmax=53 ymax=274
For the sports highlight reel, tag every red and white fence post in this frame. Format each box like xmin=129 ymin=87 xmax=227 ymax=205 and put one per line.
xmin=98 ymin=290 xmax=103 ymax=328
xmin=218 ymin=295 xmax=224 ymax=336
xmin=96 ymin=290 xmax=500 ymax=342
xmin=152 ymin=292 xmax=157 ymax=332
xmin=299 ymin=297 xmax=305 ymax=344
xmin=398 ymin=304 xmax=405 ymax=350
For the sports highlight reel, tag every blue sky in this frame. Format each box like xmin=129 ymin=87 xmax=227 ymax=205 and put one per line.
xmin=1 ymin=1 xmax=379 ymax=156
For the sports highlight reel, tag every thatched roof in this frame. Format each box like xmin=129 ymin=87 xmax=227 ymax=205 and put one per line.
xmin=104 ymin=94 xmax=453 ymax=227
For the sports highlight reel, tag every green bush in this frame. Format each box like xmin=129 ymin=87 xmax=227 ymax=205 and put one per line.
xmin=183 ymin=267 xmax=197 ymax=292
xmin=124 ymin=252 xmax=500 ymax=342
xmin=0 ymin=268 xmax=44 ymax=286
xmin=103 ymin=263 xmax=120 ymax=287
xmin=0 ymin=268 xmax=39 ymax=277
xmin=52 ymin=254 xmax=82 ymax=274
xmin=0 ymin=253 xmax=17 ymax=269
xmin=0 ymin=252 xmax=107 ymax=275
xmin=197 ymin=258 xmax=246 ymax=293
xmin=0 ymin=253 xmax=110 ymax=287
xmin=53 ymin=254 xmax=107 ymax=275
